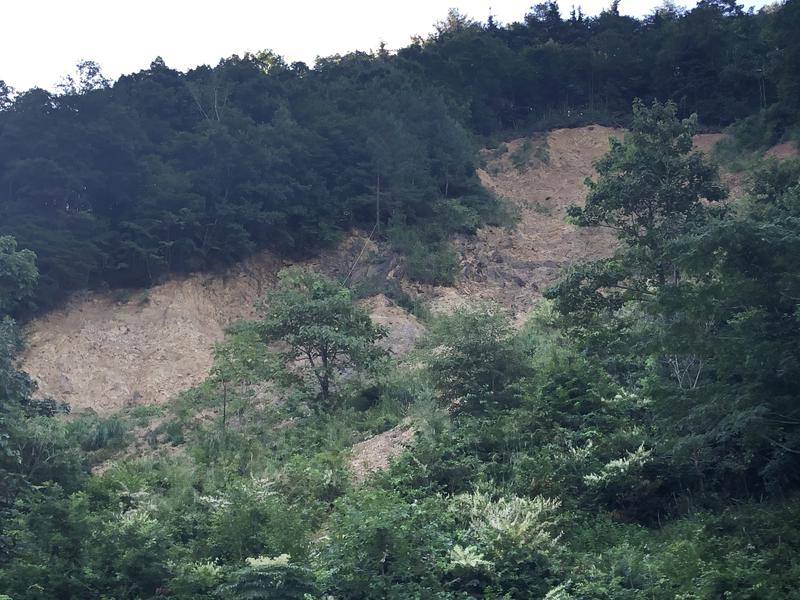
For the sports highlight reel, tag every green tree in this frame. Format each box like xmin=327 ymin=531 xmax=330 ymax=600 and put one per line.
xmin=570 ymin=99 xmax=726 ymax=255
xmin=550 ymin=100 xmax=727 ymax=325
xmin=0 ymin=238 xmax=39 ymax=558
xmin=552 ymin=101 xmax=800 ymax=497
xmin=258 ymin=268 xmax=387 ymax=408
xmin=0 ymin=80 xmax=13 ymax=111
xmin=0 ymin=236 xmax=38 ymax=316
xmin=211 ymin=324 xmax=274 ymax=438
xmin=646 ymin=159 xmax=800 ymax=493
xmin=0 ymin=318 xmax=32 ymax=538
xmin=221 ymin=555 xmax=317 ymax=600
xmin=421 ymin=304 xmax=528 ymax=414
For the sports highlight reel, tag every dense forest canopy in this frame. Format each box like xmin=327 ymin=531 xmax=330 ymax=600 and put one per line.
xmin=1 ymin=0 xmax=799 ymax=311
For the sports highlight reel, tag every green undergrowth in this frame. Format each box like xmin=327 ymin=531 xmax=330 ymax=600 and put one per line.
xmin=3 ymin=102 xmax=800 ymax=599
xmin=715 ymin=108 xmax=800 ymax=172
xmin=5 ymin=295 xmax=798 ymax=599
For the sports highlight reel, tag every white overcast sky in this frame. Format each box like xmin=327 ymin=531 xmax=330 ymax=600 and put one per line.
xmin=1 ymin=0 xmax=775 ymax=92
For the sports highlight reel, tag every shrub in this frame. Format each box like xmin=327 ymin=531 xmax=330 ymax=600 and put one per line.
xmin=220 ymin=555 xmax=318 ymax=600
xmin=199 ymin=477 xmax=310 ymax=562
xmin=421 ymin=304 xmax=528 ymax=414
xmin=320 ymin=490 xmax=453 ymax=598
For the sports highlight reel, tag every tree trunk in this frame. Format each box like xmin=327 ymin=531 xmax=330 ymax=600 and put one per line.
xmin=320 ymin=346 xmax=330 ymax=406
xmin=222 ymin=378 xmax=228 ymax=450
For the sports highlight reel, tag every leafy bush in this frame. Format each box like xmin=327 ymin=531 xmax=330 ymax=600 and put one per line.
xmin=71 ymin=412 xmax=130 ymax=452
xmin=510 ymin=138 xmax=549 ymax=171
xmin=448 ymin=489 xmax=562 ymax=596
xmin=320 ymin=490 xmax=453 ymax=598
xmin=388 ymin=223 xmax=459 ymax=286
xmin=199 ymin=477 xmax=310 ymax=562
xmin=168 ymin=560 xmax=226 ymax=600
xmin=421 ymin=304 xmax=528 ymax=414
xmin=220 ymin=555 xmax=318 ymax=600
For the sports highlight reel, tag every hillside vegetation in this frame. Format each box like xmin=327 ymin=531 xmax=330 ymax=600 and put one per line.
xmin=1 ymin=2 xmax=800 ymax=599
xmin=18 ymin=125 xmax=620 ymax=413
xmin=1 ymin=0 xmax=799 ymax=311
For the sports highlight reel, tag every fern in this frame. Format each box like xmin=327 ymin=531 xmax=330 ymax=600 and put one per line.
xmin=220 ymin=557 xmax=318 ymax=600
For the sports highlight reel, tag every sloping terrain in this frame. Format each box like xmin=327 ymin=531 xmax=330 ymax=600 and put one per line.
xmin=766 ymin=140 xmax=800 ymax=159
xmin=21 ymin=238 xmax=423 ymax=413
xmin=350 ymin=419 xmax=416 ymax=483
xmin=20 ymin=126 xmax=746 ymax=414
xmin=22 ymin=251 xmax=281 ymax=413
xmin=425 ymin=128 xmax=745 ymax=320
xmin=445 ymin=126 xmax=620 ymax=317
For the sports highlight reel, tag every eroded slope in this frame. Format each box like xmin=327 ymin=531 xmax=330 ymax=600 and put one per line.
xmin=21 ymin=126 xmax=740 ymax=413
xmin=427 ymin=126 xmax=621 ymax=318
xmin=21 ymin=238 xmax=424 ymax=413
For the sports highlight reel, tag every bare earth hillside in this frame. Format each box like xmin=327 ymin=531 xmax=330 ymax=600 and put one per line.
xmin=20 ymin=126 xmax=746 ymax=414
xmin=427 ymin=126 xmax=622 ymax=318
xmin=22 ymin=252 xmax=281 ymax=413
xmin=766 ymin=140 xmax=800 ymax=160
xmin=350 ymin=419 xmax=416 ymax=483
xmin=424 ymin=128 xmax=744 ymax=319
xmin=21 ymin=238 xmax=423 ymax=413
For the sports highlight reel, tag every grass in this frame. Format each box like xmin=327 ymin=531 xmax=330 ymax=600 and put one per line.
xmin=510 ymin=138 xmax=550 ymax=172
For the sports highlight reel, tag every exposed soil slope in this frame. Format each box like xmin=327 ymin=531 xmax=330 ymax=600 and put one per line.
xmin=21 ymin=238 xmax=423 ymax=413
xmin=22 ymin=253 xmax=280 ymax=413
xmin=766 ymin=140 xmax=800 ymax=160
xmin=350 ymin=419 xmax=416 ymax=483
xmin=424 ymin=129 xmax=745 ymax=320
xmin=20 ymin=126 xmax=745 ymax=414
xmin=427 ymin=126 xmax=621 ymax=319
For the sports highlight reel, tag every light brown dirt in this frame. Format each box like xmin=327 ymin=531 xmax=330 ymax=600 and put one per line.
xmin=359 ymin=294 xmax=426 ymax=356
xmin=350 ymin=419 xmax=415 ymax=483
xmin=424 ymin=126 xmax=622 ymax=319
xmin=22 ymin=251 xmax=280 ymax=413
xmin=692 ymin=132 xmax=744 ymax=196
xmin=766 ymin=140 xmax=799 ymax=160
xmin=21 ymin=236 xmax=420 ymax=414
xmin=420 ymin=128 xmax=743 ymax=321
xmin=692 ymin=132 xmax=726 ymax=155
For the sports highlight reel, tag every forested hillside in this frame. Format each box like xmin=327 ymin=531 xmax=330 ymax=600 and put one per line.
xmin=1 ymin=0 xmax=799 ymax=310
xmin=2 ymin=2 xmax=800 ymax=599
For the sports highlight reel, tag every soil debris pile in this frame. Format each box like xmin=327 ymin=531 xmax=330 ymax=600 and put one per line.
xmin=431 ymin=126 xmax=621 ymax=318
xmin=350 ymin=420 xmax=416 ymax=482
xmin=21 ymin=237 xmax=416 ymax=413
